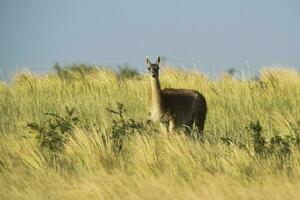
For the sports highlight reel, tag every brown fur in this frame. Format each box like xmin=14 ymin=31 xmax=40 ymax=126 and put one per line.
xmin=146 ymin=56 xmax=207 ymax=138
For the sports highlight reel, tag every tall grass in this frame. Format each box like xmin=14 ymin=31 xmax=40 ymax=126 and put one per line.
xmin=0 ymin=65 xmax=300 ymax=199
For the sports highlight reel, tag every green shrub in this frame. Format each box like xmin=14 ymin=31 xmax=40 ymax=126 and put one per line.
xmin=247 ymin=120 xmax=270 ymax=156
xmin=116 ymin=65 xmax=140 ymax=80
xmin=106 ymin=103 xmax=153 ymax=152
xmin=222 ymin=120 xmax=300 ymax=158
xmin=53 ymin=63 xmax=99 ymax=80
xmin=27 ymin=106 xmax=80 ymax=152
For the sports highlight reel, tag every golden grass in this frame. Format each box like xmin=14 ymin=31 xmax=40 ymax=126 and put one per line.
xmin=0 ymin=66 xmax=300 ymax=199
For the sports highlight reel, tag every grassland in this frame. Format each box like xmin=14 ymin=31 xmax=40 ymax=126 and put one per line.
xmin=0 ymin=66 xmax=300 ymax=199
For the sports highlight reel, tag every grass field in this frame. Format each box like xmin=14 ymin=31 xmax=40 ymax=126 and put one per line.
xmin=0 ymin=65 xmax=300 ymax=199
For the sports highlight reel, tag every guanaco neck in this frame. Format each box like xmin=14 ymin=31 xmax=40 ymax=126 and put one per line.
xmin=150 ymin=76 xmax=162 ymax=121
xmin=151 ymin=76 xmax=161 ymax=103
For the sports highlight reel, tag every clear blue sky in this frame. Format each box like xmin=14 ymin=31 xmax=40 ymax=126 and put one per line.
xmin=1 ymin=0 xmax=300 ymax=77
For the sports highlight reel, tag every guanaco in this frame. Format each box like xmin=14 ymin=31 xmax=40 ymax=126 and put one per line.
xmin=147 ymin=56 xmax=207 ymax=138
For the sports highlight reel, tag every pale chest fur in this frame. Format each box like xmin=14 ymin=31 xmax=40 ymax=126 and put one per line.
xmin=150 ymin=104 xmax=161 ymax=122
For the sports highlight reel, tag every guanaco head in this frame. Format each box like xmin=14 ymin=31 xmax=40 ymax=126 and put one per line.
xmin=146 ymin=56 xmax=160 ymax=78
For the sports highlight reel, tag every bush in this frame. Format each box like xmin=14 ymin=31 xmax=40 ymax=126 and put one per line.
xmin=53 ymin=63 xmax=99 ymax=80
xmin=247 ymin=120 xmax=269 ymax=156
xmin=116 ymin=65 xmax=140 ymax=80
xmin=106 ymin=103 xmax=152 ymax=152
xmin=221 ymin=120 xmax=300 ymax=158
xmin=27 ymin=106 xmax=80 ymax=152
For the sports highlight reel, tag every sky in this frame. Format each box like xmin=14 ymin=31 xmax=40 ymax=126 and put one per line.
xmin=0 ymin=0 xmax=300 ymax=78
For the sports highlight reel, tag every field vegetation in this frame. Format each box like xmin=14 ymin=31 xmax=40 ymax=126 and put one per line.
xmin=0 ymin=64 xmax=300 ymax=199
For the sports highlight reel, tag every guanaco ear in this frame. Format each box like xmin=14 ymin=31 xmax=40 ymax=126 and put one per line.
xmin=156 ymin=56 xmax=160 ymax=65
xmin=146 ymin=57 xmax=151 ymax=65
